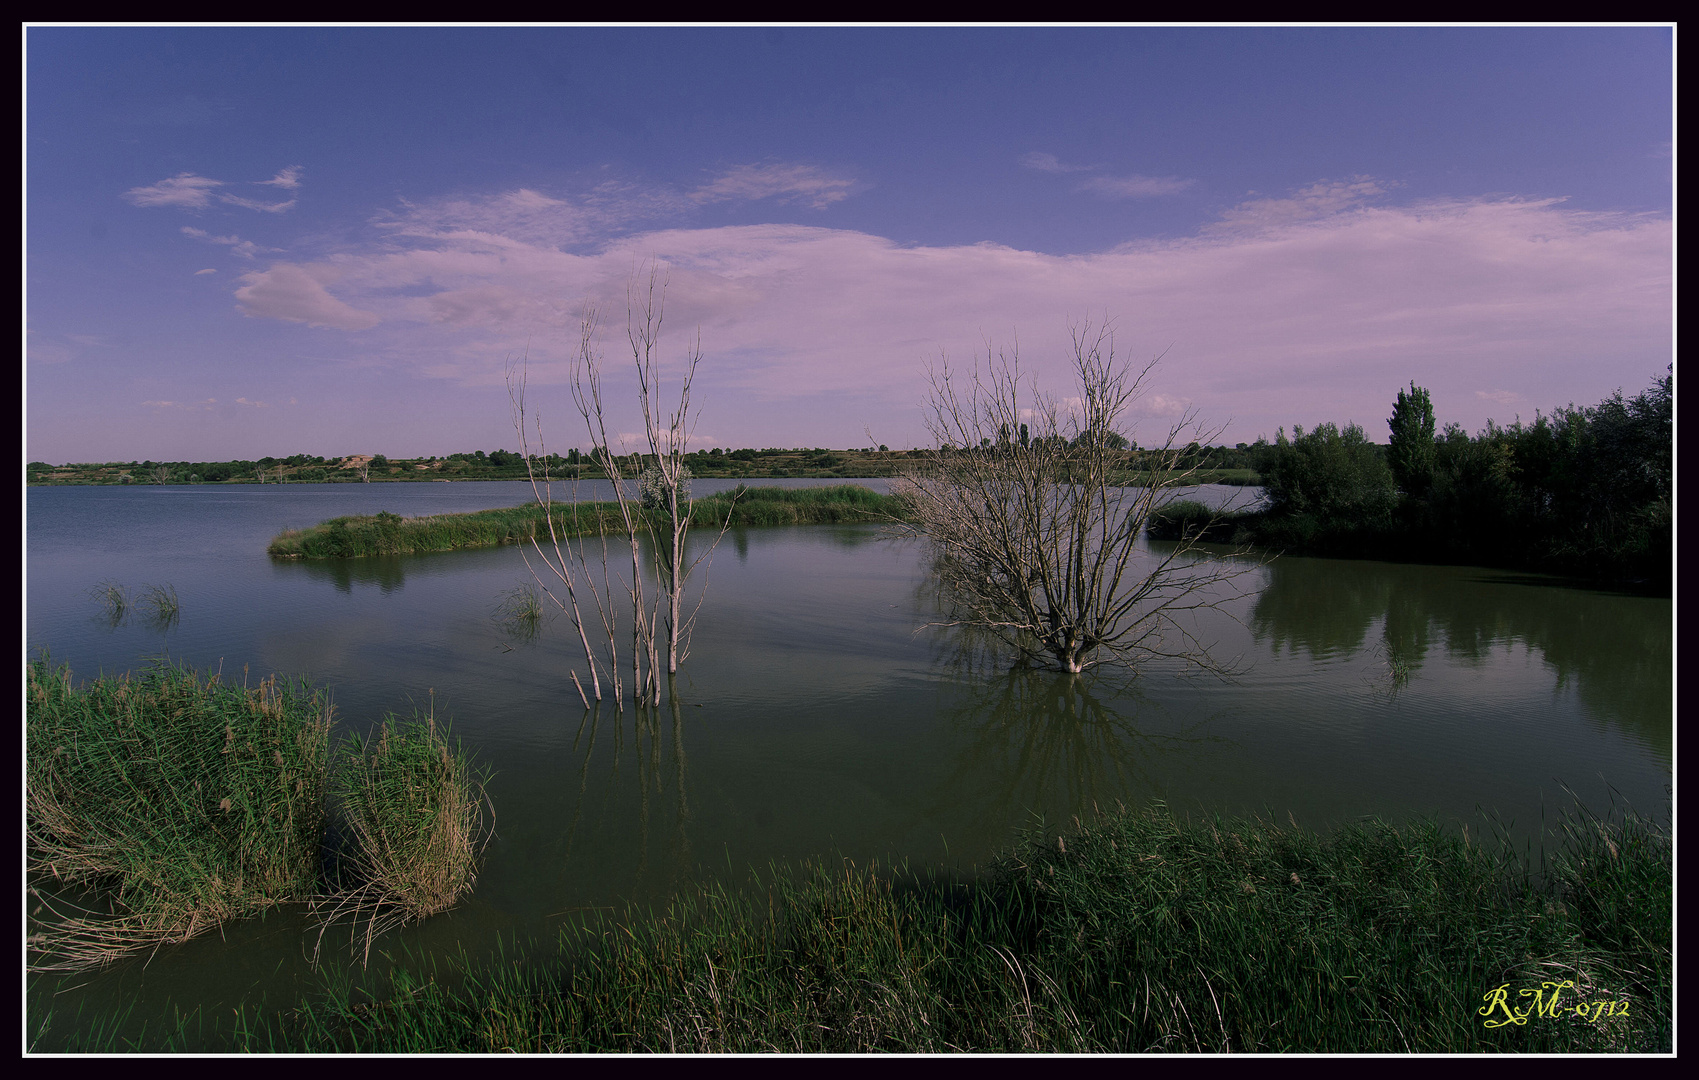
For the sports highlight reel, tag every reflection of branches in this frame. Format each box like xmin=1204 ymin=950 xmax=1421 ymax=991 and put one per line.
xmin=553 ymin=690 xmax=692 ymax=898
xmin=928 ymin=653 xmax=1225 ymax=820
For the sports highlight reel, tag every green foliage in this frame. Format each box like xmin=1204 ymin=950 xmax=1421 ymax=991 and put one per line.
xmin=1388 ymin=381 xmax=1437 ymax=496
xmin=267 ymin=486 xmax=912 ymax=558
xmin=1416 ymin=373 xmax=1670 ymax=584
xmin=1255 ymin=422 xmax=1397 ymax=547
xmin=638 ymin=463 xmax=692 ymax=511
xmin=1240 ymin=373 xmax=1669 ymax=587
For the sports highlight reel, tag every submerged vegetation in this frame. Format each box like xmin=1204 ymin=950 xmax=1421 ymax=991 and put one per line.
xmin=266 ymin=484 xmax=910 ymax=559
xmin=26 ymin=661 xmax=486 ymax=973
xmin=53 ymin=800 xmax=1670 ymax=1053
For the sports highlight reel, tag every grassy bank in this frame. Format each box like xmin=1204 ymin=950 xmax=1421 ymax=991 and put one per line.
xmin=67 ymin=800 xmax=1670 ymax=1053
xmin=266 ymin=484 xmax=910 ymax=559
xmin=26 ymin=661 xmax=487 ymax=973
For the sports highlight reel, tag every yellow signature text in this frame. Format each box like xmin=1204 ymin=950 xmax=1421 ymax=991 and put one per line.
xmin=1479 ymin=982 xmax=1630 ymax=1028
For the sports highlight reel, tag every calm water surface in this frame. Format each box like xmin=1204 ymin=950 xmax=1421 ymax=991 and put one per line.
xmin=24 ymin=481 xmax=1671 ymax=1048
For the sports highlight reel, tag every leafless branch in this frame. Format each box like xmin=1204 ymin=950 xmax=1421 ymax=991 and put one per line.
xmin=897 ymin=319 xmax=1260 ymax=676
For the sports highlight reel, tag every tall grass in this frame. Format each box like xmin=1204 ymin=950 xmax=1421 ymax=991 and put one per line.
xmin=266 ymin=485 xmax=912 ymax=559
xmin=318 ymin=711 xmax=492 ymax=963
xmin=27 ymin=661 xmax=490 ymax=975
xmin=26 ymin=660 xmax=331 ymax=970
xmin=227 ymin=801 xmax=1667 ymax=1053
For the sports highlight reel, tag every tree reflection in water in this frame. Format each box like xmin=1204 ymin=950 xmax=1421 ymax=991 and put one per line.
xmin=558 ymin=689 xmax=692 ymax=899
xmin=925 ymin=615 xmax=1227 ymax=823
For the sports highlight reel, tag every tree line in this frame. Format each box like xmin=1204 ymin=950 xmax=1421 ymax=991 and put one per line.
xmin=1243 ymin=371 xmax=1671 ymax=588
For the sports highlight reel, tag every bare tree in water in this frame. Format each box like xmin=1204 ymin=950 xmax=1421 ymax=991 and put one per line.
xmin=510 ymin=267 xmax=732 ymax=708
xmin=898 ymin=320 xmax=1257 ymax=676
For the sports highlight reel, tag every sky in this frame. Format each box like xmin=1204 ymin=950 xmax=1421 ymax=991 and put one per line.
xmin=25 ymin=25 xmax=1673 ymax=464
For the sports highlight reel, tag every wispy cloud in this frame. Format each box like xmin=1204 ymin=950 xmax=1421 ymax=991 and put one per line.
xmin=124 ymin=169 xmax=302 ymax=214
xmin=257 ymin=166 xmax=304 ymax=189
xmin=1211 ymin=176 xmax=1392 ymax=232
xmin=181 ymin=226 xmax=274 ymax=258
xmin=142 ymin=398 xmax=218 ymax=410
xmin=1077 ymin=174 xmax=1194 ymax=199
xmin=1474 ymin=389 xmax=1523 ymax=407
xmin=218 ymin=194 xmax=296 ymax=214
xmin=124 ymin=172 xmax=224 ymax=210
xmin=691 ymin=164 xmax=858 ymax=210
xmin=194 ymin=268 xmax=219 ymax=275
xmin=1023 ymin=153 xmax=1192 ymax=199
xmin=1021 ymin=151 xmax=1094 ymax=174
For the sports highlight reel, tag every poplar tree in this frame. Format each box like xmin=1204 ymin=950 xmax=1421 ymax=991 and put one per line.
xmin=1388 ymin=381 xmax=1437 ymax=498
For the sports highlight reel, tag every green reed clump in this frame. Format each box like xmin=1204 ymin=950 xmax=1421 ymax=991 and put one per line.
xmin=138 ymin=583 xmax=181 ymax=626
xmin=321 ymin=712 xmax=491 ymax=963
xmin=89 ymin=580 xmax=130 ymax=624
xmin=267 ymin=486 xmax=913 ymax=559
xmin=492 ymin=583 xmax=546 ymax=645
xmin=26 ymin=660 xmax=331 ymax=971
xmin=693 ymin=483 xmax=909 ymax=528
xmin=1144 ymin=500 xmax=1259 ymax=544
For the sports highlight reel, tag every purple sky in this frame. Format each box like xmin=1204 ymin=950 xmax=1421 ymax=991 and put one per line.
xmin=26 ymin=26 xmax=1672 ymax=463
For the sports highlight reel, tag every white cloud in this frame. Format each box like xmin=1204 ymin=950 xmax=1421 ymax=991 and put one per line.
xmin=1077 ymin=174 xmax=1194 ymax=199
xmin=224 ymin=180 xmax=1669 ymax=445
xmin=1210 ymin=176 xmax=1392 ymax=233
xmin=219 ymin=193 xmax=296 ymax=214
xmin=234 ymin=264 xmax=381 ymax=331
xmin=194 ymin=268 xmax=219 ymax=275
xmin=257 ymin=166 xmax=304 ymax=189
xmin=181 ymin=226 xmax=273 ymax=259
xmin=142 ymin=398 xmax=218 ymax=410
xmin=235 ymin=396 xmax=269 ymax=408
xmin=123 ymin=172 xmax=223 ymax=210
xmin=124 ymin=168 xmax=302 ymax=214
xmin=691 ymin=164 xmax=857 ymax=210
xmin=1474 ymin=389 xmax=1523 ymax=407
xmin=1141 ymin=393 xmax=1193 ymax=418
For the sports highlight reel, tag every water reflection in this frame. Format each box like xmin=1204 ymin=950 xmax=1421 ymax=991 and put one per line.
xmin=930 ymin=666 xmax=1225 ymax=821
xmin=1249 ymin=557 xmax=1670 ymax=760
xmin=287 ymin=554 xmax=409 ymax=594
xmin=552 ymin=690 xmax=693 ymax=902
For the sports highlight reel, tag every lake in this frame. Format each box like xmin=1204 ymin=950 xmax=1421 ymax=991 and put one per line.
xmin=24 ymin=480 xmax=1671 ymax=1049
